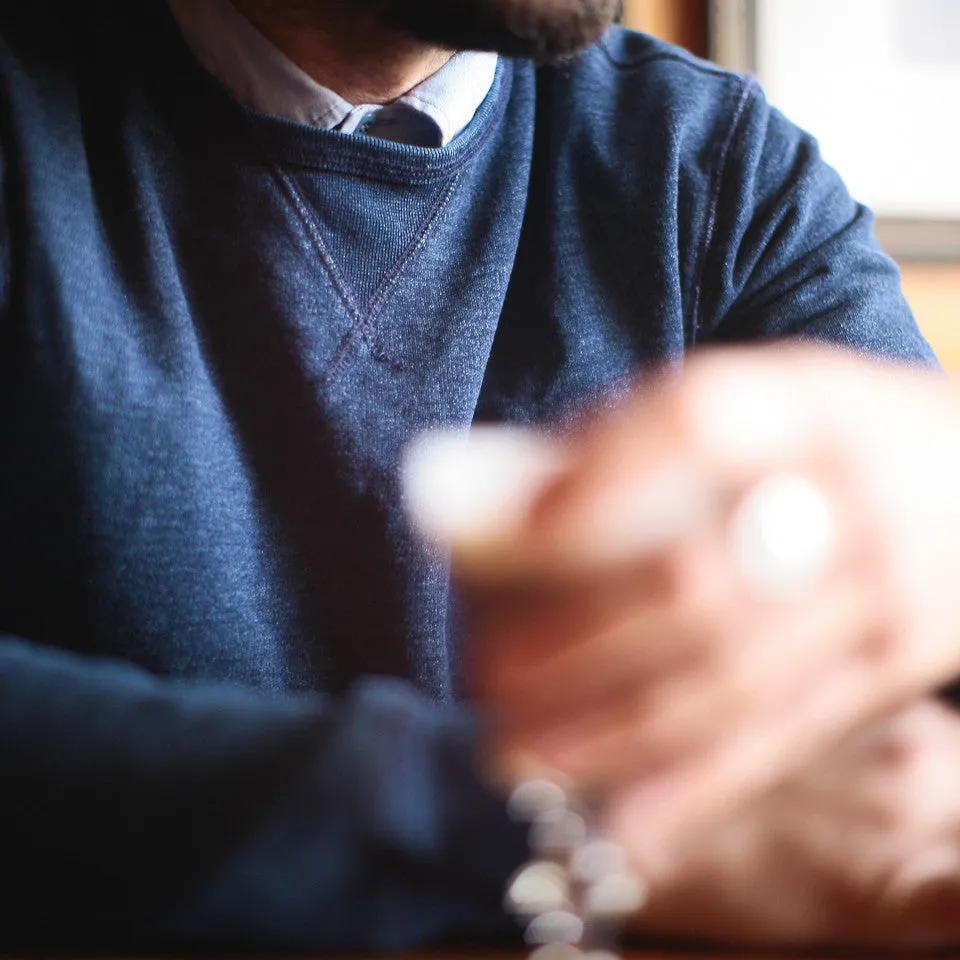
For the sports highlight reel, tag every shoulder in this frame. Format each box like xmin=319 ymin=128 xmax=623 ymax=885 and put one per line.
xmin=0 ymin=2 xmax=94 ymax=174
xmin=0 ymin=1 xmax=155 ymax=86
xmin=0 ymin=1 xmax=89 ymax=65
xmin=536 ymin=27 xmax=760 ymax=154
xmin=0 ymin=0 xmax=171 ymax=162
xmin=573 ymin=27 xmax=748 ymax=103
xmin=530 ymin=28 xmax=831 ymax=238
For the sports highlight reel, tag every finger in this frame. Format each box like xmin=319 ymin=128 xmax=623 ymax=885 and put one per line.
xmin=471 ymin=540 xmax=730 ymax=721
xmin=403 ymin=417 xmax=724 ymax=583
xmin=880 ymin=843 xmax=960 ymax=946
xmin=506 ymin=579 xmax=876 ymax=797
xmin=471 ymin=365 xmax=842 ymax=583
xmin=603 ymin=610 xmax=902 ymax=865
xmin=478 ymin=450 xmax=873 ymax=737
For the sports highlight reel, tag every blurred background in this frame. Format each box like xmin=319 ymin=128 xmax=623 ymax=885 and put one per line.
xmin=623 ymin=0 xmax=960 ymax=373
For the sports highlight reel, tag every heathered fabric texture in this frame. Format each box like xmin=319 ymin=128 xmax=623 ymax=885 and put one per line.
xmin=0 ymin=1 xmax=935 ymax=951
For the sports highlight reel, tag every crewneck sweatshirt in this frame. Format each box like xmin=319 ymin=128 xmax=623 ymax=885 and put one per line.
xmin=0 ymin=0 xmax=934 ymax=951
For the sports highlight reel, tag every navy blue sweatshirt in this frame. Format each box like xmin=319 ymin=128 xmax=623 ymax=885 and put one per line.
xmin=0 ymin=0 xmax=936 ymax=952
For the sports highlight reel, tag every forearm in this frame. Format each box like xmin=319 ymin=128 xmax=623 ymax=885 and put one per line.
xmin=0 ymin=635 xmax=526 ymax=952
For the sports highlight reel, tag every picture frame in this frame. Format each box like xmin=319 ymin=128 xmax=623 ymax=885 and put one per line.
xmin=709 ymin=0 xmax=960 ymax=260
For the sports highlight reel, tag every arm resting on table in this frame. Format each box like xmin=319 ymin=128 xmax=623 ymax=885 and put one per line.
xmin=0 ymin=636 xmax=527 ymax=952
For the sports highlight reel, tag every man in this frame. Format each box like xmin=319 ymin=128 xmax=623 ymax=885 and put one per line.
xmin=1 ymin=0 xmax=958 ymax=951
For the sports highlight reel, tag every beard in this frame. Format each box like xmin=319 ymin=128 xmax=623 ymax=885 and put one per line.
xmin=374 ymin=0 xmax=622 ymax=63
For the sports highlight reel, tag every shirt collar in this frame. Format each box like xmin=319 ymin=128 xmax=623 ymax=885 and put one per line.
xmin=167 ymin=0 xmax=498 ymax=147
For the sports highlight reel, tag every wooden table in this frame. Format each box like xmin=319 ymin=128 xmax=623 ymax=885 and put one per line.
xmin=607 ymin=953 xmax=950 ymax=959
xmin=40 ymin=949 xmax=958 ymax=959
xmin=386 ymin=949 xmax=956 ymax=960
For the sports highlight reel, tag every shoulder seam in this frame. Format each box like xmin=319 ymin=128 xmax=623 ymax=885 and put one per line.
xmin=598 ymin=35 xmax=746 ymax=83
xmin=689 ymin=75 xmax=759 ymax=345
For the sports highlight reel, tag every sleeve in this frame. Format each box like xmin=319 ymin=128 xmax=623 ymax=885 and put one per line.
xmin=0 ymin=54 xmax=527 ymax=955
xmin=690 ymin=80 xmax=960 ymax=705
xmin=0 ymin=636 xmax=527 ymax=953
xmin=694 ymin=78 xmax=938 ymax=367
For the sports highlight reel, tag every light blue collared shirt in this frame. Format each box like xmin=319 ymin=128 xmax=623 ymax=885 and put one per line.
xmin=167 ymin=0 xmax=498 ymax=147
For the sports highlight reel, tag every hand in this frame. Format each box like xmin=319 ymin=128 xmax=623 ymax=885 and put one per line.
xmin=626 ymin=701 xmax=960 ymax=948
xmin=450 ymin=346 xmax=960 ymax=862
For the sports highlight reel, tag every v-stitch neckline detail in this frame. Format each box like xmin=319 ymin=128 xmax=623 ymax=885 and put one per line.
xmin=267 ymin=161 xmax=464 ymax=383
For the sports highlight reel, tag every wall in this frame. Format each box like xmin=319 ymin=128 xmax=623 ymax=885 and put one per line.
xmin=621 ymin=0 xmax=707 ymax=56
xmin=622 ymin=0 xmax=960 ymax=372
xmin=901 ymin=264 xmax=960 ymax=372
